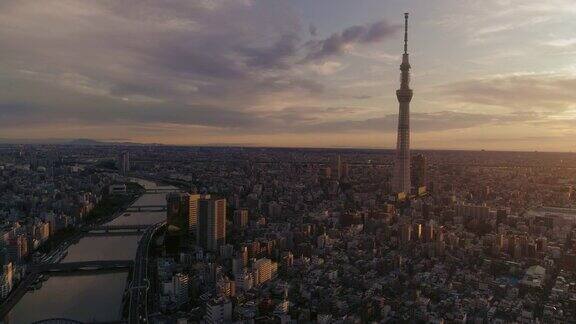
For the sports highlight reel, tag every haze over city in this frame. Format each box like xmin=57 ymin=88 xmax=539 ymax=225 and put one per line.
xmin=1 ymin=0 xmax=576 ymax=151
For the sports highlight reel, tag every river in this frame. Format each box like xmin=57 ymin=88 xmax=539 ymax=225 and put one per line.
xmin=4 ymin=179 xmax=175 ymax=323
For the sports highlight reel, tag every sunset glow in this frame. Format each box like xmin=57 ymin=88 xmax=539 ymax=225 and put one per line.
xmin=1 ymin=0 xmax=576 ymax=150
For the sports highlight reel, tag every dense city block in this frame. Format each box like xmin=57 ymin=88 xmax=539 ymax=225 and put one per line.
xmin=1 ymin=144 xmax=575 ymax=322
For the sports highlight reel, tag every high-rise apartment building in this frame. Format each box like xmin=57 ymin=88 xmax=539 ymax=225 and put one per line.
xmin=334 ymin=155 xmax=342 ymax=180
xmin=252 ymin=257 xmax=278 ymax=286
xmin=166 ymin=192 xmax=192 ymax=236
xmin=188 ymin=194 xmax=200 ymax=236
xmin=234 ymin=269 xmax=254 ymax=292
xmin=341 ymin=161 xmax=349 ymax=180
xmin=198 ymin=195 xmax=227 ymax=252
xmin=172 ymin=273 xmax=189 ymax=307
xmin=7 ymin=235 xmax=28 ymax=264
xmin=167 ymin=193 xmax=227 ymax=252
xmin=205 ymin=296 xmax=233 ymax=323
xmin=233 ymin=208 xmax=248 ymax=230
xmin=118 ymin=151 xmax=130 ymax=174
xmin=413 ymin=223 xmax=422 ymax=241
xmin=423 ymin=221 xmax=435 ymax=242
xmin=0 ymin=263 xmax=13 ymax=299
xmin=412 ymin=154 xmax=426 ymax=190
xmin=400 ymin=222 xmax=412 ymax=244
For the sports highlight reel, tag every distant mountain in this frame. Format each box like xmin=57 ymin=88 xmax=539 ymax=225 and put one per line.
xmin=0 ymin=138 xmax=159 ymax=146
xmin=67 ymin=138 xmax=107 ymax=145
xmin=66 ymin=138 xmax=160 ymax=146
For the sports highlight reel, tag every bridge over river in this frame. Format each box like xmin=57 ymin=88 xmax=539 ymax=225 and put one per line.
xmin=83 ymin=224 xmax=150 ymax=232
xmin=125 ymin=205 xmax=167 ymax=212
xmin=3 ymin=178 xmax=175 ymax=323
xmin=144 ymin=188 xmax=177 ymax=194
xmin=32 ymin=260 xmax=133 ymax=274
xmin=0 ymin=260 xmax=133 ymax=319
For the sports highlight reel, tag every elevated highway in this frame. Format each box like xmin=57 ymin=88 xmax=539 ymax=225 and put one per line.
xmin=128 ymin=222 xmax=165 ymax=324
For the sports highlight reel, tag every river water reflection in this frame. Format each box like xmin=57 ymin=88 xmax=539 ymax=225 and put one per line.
xmin=4 ymin=179 xmax=175 ymax=323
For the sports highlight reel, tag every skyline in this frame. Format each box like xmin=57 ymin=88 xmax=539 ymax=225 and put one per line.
xmin=3 ymin=144 xmax=576 ymax=322
xmin=2 ymin=0 xmax=576 ymax=151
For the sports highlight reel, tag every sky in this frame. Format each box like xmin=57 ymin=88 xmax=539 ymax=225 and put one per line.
xmin=1 ymin=0 xmax=576 ymax=151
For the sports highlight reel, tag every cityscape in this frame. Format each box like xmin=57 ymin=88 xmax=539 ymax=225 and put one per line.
xmin=1 ymin=1 xmax=576 ymax=324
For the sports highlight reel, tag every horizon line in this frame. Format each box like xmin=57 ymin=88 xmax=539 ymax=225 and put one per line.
xmin=1 ymin=139 xmax=575 ymax=154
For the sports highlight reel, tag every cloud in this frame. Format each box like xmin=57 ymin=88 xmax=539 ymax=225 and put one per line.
xmin=304 ymin=20 xmax=400 ymax=61
xmin=441 ymin=74 xmax=576 ymax=113
xmin=0 ymin=99 xmax=265 ymax=129
xmin=353 ymin=95 xmax=372 ymax=100
xmin=309 ymin=24 xmax=317 ymax=37
xmin=289 ymin=110 xmax=534 ymax=134
xmin=432 ymin=0 xmax=576 ymax=46
xmin=239 ymin=34 xmax=300 ymax=69
xmin=308 ymin=61 xmax=344 ymax=75
xmin=0 ymin=0 xmax=403 ymax=142
xmin=543 ymin=38 xmax=576 ymax=48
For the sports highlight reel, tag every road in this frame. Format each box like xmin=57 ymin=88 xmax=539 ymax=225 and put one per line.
xmin=128 ymin=222 xmax=164 ymax=324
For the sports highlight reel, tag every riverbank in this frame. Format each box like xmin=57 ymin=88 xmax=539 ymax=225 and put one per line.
xmin=0 ymin=181 xmax=146 ymax=320
xmin=2 ymin=179 xmax=176 ymax=323
xmin=37 ymin=192 xmax=142 ymax=263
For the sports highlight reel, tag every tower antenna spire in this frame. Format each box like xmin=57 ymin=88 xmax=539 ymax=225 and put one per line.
xmin=404 ymin=12 xmax=409 ymax=54
xmin=393 ymin=12 xmax=413 ymax=196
